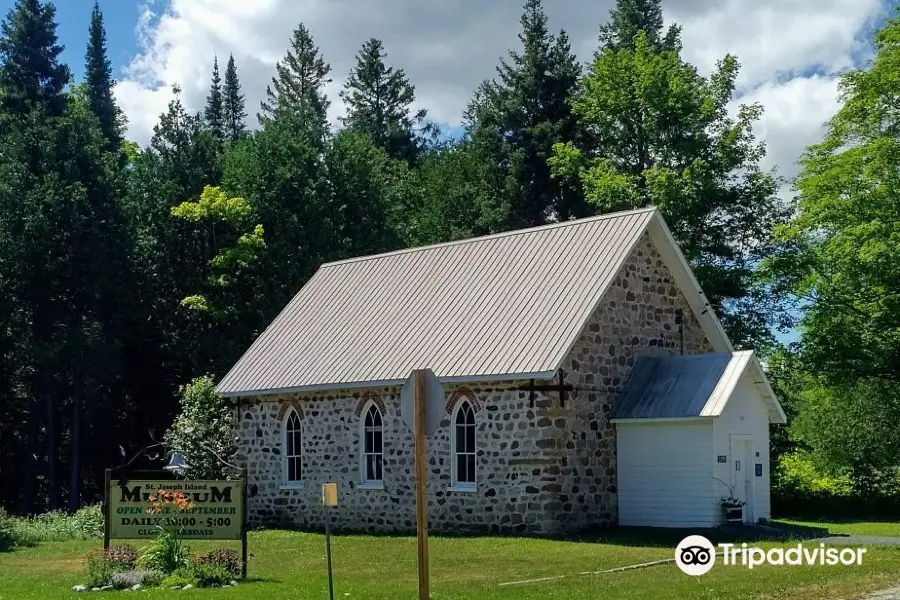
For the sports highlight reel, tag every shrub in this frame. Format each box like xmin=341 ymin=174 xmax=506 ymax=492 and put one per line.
xmin=9 ymin=505 xmax=105 ymax=545
xmin=161 ymin=570 xmax=198 ymax=589
xmin=110 ymin=569 xmax=165 ymax=590
xmin=191 ymin=563 xmax=232 ymax=588
xmin=136 ymin=490 xmax=194 ymax=574
xmin=104 ymin=544 xmax=138 ymax=570
xmin=0 ymin=508 xmax=15 ymax=551
xmin=772 ymin=451 xmax=900 ymax=519
xmin=84 ymin=550 xmax=117 ymax=587
xmin=774 ymin=452 xmax=854 ymax=496
xmin=194 ymin=548 xmax=240 ymax=577
xmin=137 ymin=530 xmax=191 ymax=574
xmin=72 ymin=505 xmax=105 ymax=538
xmin=165 ymin=375 xmax=237 ymax=479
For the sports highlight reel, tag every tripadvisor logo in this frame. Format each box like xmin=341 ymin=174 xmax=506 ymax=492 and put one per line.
xmin=676 ymin=535 xmax=716 ymax=576
xmin=675 ymin=536 xmax=867 ymax=576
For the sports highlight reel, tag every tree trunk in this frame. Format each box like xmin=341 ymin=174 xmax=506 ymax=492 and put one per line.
xmin=21 ymin=399 xmax=38 ymax=515
xmin=45 ymin=388 xmax=58 ymax=511
xmin=68 ymin=376 xmax=81 ymax=513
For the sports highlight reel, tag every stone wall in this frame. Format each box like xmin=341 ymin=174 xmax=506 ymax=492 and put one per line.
xmin=234 ymin=232 xmax=714 ymax=534
xmin=556 ymin=232 xmax=714 ymax=529
xmin=235 ymin=381 xmax=579 ymax=534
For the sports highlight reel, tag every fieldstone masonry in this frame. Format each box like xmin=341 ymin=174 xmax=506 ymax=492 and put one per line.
xmin=235 ymin=233 xmax=713 ymax=534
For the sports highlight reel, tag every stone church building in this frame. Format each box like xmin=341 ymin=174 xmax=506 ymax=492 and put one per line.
xmin=217 ymin=207 xmax=785 ymax=534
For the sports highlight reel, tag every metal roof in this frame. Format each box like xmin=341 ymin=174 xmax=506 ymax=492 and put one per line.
xmin=216 ymin=207 xmax=659 ymax=397
xmin=611 ymin=351 xmax=787 ymax=424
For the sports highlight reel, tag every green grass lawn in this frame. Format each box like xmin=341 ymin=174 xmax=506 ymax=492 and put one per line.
xmin=775 ymin=519 xmax=900 ymax=537
xmin=1 ymin=525 xmax=899 ymax=600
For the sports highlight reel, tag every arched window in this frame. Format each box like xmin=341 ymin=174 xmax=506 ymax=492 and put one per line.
xmin=360 ymin=403 xmax=383 ymax=485
xmin=452 ymin=401 xmax=476 ymax=488
xmin=284 ymin=410 xmax=302 ymax=485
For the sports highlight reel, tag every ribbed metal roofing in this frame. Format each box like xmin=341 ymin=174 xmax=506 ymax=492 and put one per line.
xmin=217 ymin=207 xmax=657 ymax=397
xmin=611 ymin=351 xmax=786 ymax=423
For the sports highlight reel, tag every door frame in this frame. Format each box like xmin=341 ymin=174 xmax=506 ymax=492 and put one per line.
xmin=729 ymin=434 xmax=755 ymax=523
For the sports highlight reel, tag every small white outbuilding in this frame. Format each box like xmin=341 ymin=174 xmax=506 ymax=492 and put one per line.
xmin=612 ymin=351 xmax=787 ymax=528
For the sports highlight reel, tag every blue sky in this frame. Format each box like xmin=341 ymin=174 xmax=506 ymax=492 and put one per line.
xmin=0 ymin=0 xmax=139 ymax=82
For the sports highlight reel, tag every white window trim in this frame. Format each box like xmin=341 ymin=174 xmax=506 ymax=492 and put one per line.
xmin=283 ymin=408 xmax=303 ymax=486
xmin=359 ymin=400 xmax=384 ymax=487
xmin=451 ymin=400 xmax=477 ymax=490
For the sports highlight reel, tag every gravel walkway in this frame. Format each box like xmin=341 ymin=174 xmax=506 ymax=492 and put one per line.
xmin=865 ymin=587 xmax=900 ymax=599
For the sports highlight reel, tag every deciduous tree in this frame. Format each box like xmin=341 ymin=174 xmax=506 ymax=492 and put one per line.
xmin=551 ymin=25 xmax=787 ymax=349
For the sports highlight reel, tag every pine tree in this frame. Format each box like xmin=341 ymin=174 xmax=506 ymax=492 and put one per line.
xmin=203 ymin=56 xmax=224 ymax=139
xmin=222 ymin=54 xmax=246 ymax=141
xmin=467 ymin=0 xmax=585 ymax=228
xmin=83 ymin=1 xmax=122 ymax=152
xmin=151 ymin=84 xmax=221 ymax=198
xmin=339 ymin=38 xmax=426 ymax=162
xmin=258 ymin=23 xmax=331 ymax=128
xmin=597 ymin=0 xmax=681 ymax=52
xmin=0 ymin=0 xmax=69 ymax=117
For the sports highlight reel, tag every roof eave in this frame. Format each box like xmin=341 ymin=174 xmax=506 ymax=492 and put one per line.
xmin=218 ymin=369 xmax=558 ymax=400
xmin=612 ymin=416 xmax=714 ymax=424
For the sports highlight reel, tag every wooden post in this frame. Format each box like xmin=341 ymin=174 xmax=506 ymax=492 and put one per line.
xmin=241 ymin=472 xmax=248 ymax=580
xmin=324 ymin=508 xmax=334 ymax=600
xmin=103 ymin=469 xmax=111 ymax=550
xmin=413 ymin=369 xmax=429 ymax=600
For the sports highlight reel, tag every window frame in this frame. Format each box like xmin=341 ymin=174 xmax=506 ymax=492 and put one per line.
xmin=359 ymin=401 xmax=385 ymax=488
xmin=282 ymin=409 xmax=303 ymax=488
xmin=450 ymin=400 xmax=477 ymax=491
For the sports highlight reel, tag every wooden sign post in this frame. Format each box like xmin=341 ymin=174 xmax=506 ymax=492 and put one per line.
xmin=322 ymin=483 xmax=338 ymax=600
xmin=413 ymin=369 xmax=429 ymax=600
xmin=401 ymin=368 xmax=442 ymax=600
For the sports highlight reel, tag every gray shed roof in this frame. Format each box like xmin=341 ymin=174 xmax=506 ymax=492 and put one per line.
xmin=611 ymin=351 xmax=786 ymax=424
xmin=216 ymin=207 xmax=733 ymax=398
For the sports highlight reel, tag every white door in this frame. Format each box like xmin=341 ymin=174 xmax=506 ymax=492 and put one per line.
xmin=731 ymin=437 xmax=754 ymax=523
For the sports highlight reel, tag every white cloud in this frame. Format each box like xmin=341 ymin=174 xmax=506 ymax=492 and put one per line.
xmin=114 ymin=0 xmax=884 ymax=194
xmin=735 ymin=75 xmax=841 ymax=176
xmin=674 ymin=0 xmax=882 ymax=89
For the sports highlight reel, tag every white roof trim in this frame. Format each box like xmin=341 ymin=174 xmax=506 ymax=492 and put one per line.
xmin=694 ymin=350 xmax=786 ymax=425
xmin=220 ymin=369 xmax=557 ymax=399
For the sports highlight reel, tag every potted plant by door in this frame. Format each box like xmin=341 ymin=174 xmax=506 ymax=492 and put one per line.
xmin=721 ymin=496 xmax=746 ymax=523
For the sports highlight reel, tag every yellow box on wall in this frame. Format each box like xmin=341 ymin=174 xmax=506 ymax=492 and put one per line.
xmin=322 ymin=482 xmax=338 ymax=506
